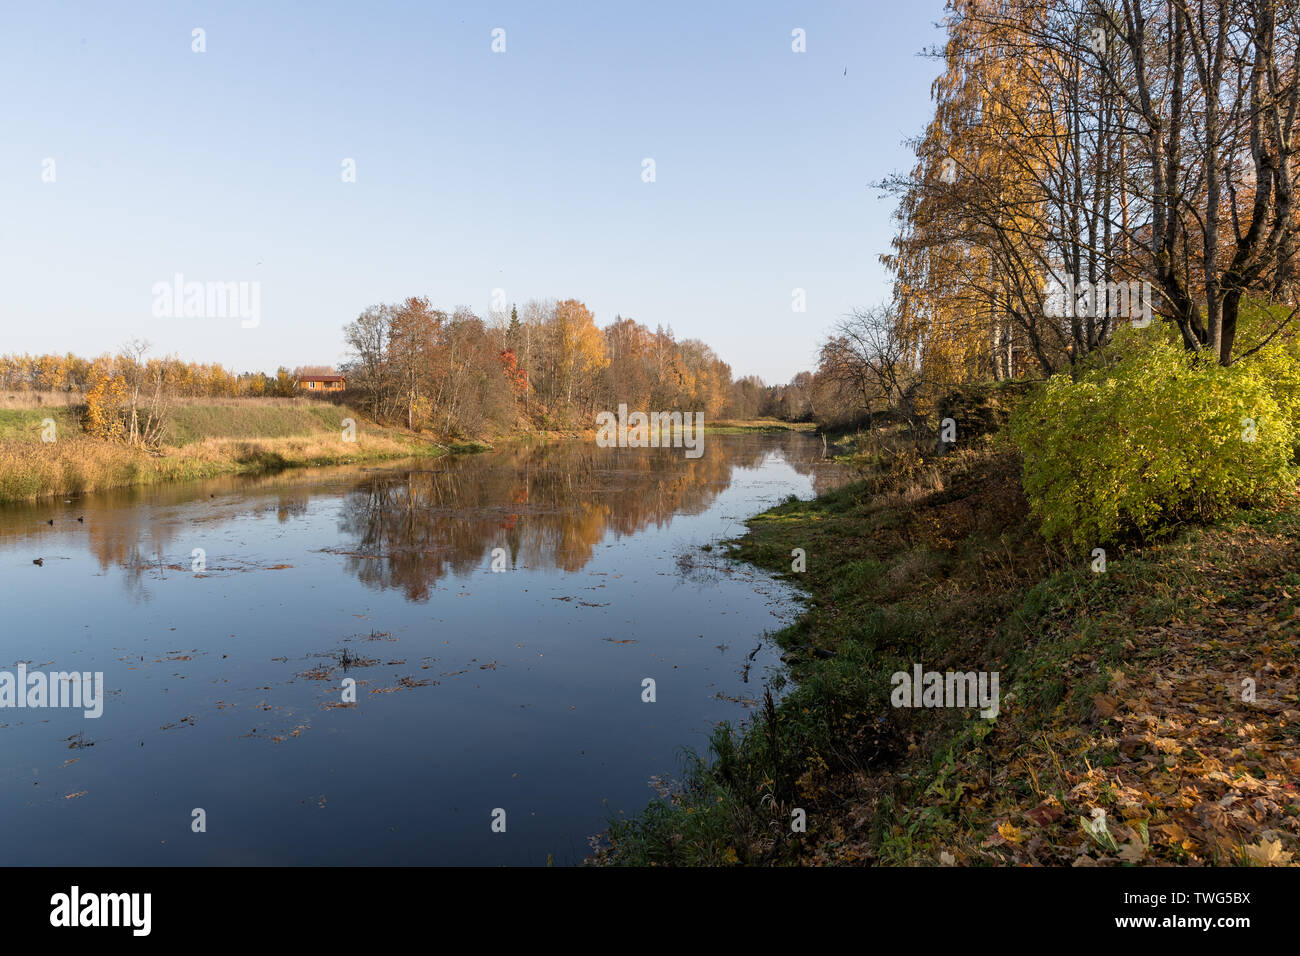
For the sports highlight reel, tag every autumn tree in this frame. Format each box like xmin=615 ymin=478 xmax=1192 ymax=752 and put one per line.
xmin=387 ymin=297 xmax=443 ymax=429
xmin=342 ymin=304 xmax=394 ymax=419
xmin=886 ymin=0 xmax=1300 ymax=377
xmin=538 ymin=299 xmax=608 ymax=424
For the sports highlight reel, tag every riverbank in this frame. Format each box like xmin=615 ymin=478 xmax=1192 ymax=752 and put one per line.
xmin=0 ymin=399 xmax=808 ymax=505
xmin=0 ymin=398 xmax=443 ymax=503
xmin=594 ymin=442 xmax=1300 ymax=866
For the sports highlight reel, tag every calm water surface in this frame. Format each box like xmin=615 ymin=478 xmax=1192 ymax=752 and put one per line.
xmin=0 ymin=434 xmax=846 ymax=865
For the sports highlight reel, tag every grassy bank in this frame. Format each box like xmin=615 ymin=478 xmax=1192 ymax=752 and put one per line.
xmin=594 ymin=441 xmax=1300 ymax=866
xmin=0 ymin=397 xmax=444 ymax=503
xmin=703 ymin=419 xmax=815 ymax=434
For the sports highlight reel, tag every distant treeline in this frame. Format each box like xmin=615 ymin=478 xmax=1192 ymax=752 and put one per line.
xmin=338 ymin=297 xmax=823 ymax=436
xmin=0 ymin=352 xmax=318 ymax=399
xmin=0 ymin=299 xmax=847 ymax=438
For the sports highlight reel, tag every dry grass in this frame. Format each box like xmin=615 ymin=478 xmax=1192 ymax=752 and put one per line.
xmin=0 ymin=418 xmax=438 ymax=503
xmin=0 ymin=440 xmax=155 ymax=501
xmin=166 ymin=395 xmax=339 ymax=409
xmin=0 ymin=390 xmax=83 ymax=409
xmin=175 ymin=431 xmax=423 ymax=467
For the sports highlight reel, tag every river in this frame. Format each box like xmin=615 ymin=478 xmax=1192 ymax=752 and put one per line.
xmin=0 ymin=433 xmax=846 ymax=865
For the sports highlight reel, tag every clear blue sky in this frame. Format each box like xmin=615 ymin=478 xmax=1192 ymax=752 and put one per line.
xmin=1 ymin=0 xmax=946 ymax=384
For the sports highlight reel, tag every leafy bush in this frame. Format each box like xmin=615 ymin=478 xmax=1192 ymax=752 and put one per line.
xmin=1010 ymin=326 xmax=1297 ymax=548
xmin=1234 ymin=299 xmax=1300 ymax=446
xmin=82 ymin=372 xmax=129 ymax=441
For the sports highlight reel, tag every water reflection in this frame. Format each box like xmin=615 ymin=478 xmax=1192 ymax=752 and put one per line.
xmin=332 ymin=440 xmax=835 ymax=600
xmin=3 ymin=435 xmax=847 ymax=603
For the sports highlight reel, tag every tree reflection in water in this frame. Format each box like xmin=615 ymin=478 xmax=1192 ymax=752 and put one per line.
xmin=332 ymin=436 xmax=843 ymax=601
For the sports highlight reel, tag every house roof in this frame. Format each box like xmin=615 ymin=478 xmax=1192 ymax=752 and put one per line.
xmin=299 ymin=375 xmax=345 ymax=382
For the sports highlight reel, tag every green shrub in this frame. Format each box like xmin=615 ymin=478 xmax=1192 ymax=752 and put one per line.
xmin=1235 ymin=299 xmax=1300 ymax=445
xmin=1010 ymin=326 xmax=1297 ymax=548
